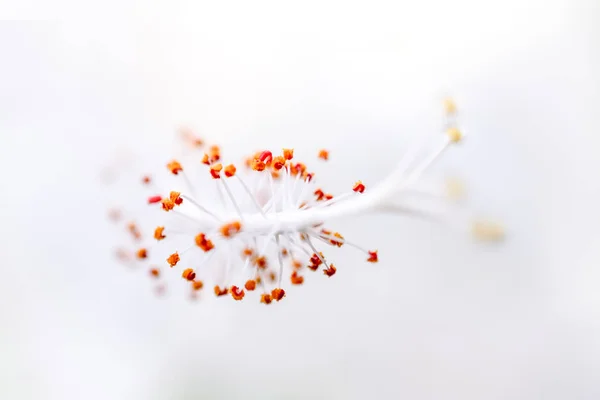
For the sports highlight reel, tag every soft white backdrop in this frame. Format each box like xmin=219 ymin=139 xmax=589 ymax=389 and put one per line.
xmin=1 ymin=1 xmax=600 ymax=399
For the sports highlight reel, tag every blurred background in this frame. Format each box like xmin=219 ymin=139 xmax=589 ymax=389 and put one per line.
xmin=1 ymin=1 xmax=599 ymax=399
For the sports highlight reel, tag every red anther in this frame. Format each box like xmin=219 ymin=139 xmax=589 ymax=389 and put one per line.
xmin=170 ymin=191 xmax=183 ymax=205
xmin=272 ymin=156 xmax=286 ymax=170
xmin=214 ymin=285 xmax=228 ymax=296
xmin=323 ymin=264 xmax=337 ymax=277
xmin=314 ymin=189 xmax=325 ymax=201
xmin=260 ymin=293 xmax=272 ymax=304
xmin=367 ymin=250 xmax=378 ymax=263
xmin=259 ymin=151 xmax=273 ymax=163
xmin=148 ymin=195 xmax=162 ymax=204
xmin=271 ymin=288 xmax=285 ymax=301
xmin=210 ymin=163 xmax=223 ymax=179
xmin=353 ymin=181 xmax=365 ymax=193
xmin=304 ymin=172 xmax=315 ymax=182
xmin=182 ymin=268 xmax=196 ymax=281
xmin=324 ymin=194 xmax=334 ymax=201
xmin=230 ymin=286 xmax=245 ymax=301
xmin=329 ymin=232 xmax=344 ymax=247
xmin=290 ymin=271 xmax=304 ymax=285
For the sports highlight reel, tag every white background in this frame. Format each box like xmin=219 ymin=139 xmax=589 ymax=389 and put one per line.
xmin=1 ymin=1 xmax=600 ymax=399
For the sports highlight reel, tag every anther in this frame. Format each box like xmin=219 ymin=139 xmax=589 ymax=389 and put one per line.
xmin=353 ymin=181 xmax=365 ymax=193
xmin=290 ymin=271 xmax=304 ymax=285
xmin=282 ymin=148 xmax=294 ymax=160
xmin=367 ymin=250 xmax=378 ymax=263
xmin=182 ymin=268 xmax=196 ymax=281
xmin=214 ymin=285 xmax=228 ymax=296
xmin=210 ymin=163 xmax=223 ymax=179
xmin=323 ymin=264 xmax=337 ymax=277
xmin=167 ymin=160 xmax=183 ymax=175
xmin=167 ymin=252 xmax=180 ymax=267
xmin=230 ymin=286 xmax=245 ymax=300
xmin=154 ymin=226 xmax=166 ymax=240
xmin=136 ymin=248 xmax=148 ymax=259
xmin=271 ymin=288 xmax=285 ymax=301
xmin=244 ymin=279 xmax=257 ymax=291
xmin=224 ymin=164 xmax=237 ymax=177
xmin=195 ymin=233 xmax=215 ymax=252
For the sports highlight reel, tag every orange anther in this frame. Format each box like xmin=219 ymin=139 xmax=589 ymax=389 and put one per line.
xmin=192 ymin=280 xmax=204 ymax=291
xmin=214 ymin=285 xmax=228 ymax=297
xmin=136 ymin=248 xmax=148 ymax=259
xmin=260 ymin=293 xmax=272 ymax=304
xmin=290 ymin=271 xmax=304 ymax=285
xmin=210 ymin=163 xmax=223 ymax=179
xmin=251 ymin=158 xmax=266 ymax=171
xmin=224 ymin=164 xmax=236 ymax=177
xmin=281 ymin=248 xmax=288 ymax=257
xmin=154 ymin=226 xmax=166 ymax=240
xmin=201 ymin=153 xmax=210 ymax=165
xmin=182 ymin=268 xmax=196 ymax=281
xmin=323 ymin=264 xmax=337 ymax=277
xmin=268 ymin=271 xmax=277 ymax=283
xmin=272 ymin=155 xmax=286 ymax=170
xmin=167 ymin=252 xmax=180 ymax=267
xmin=195 ymin=233 xmax=215 ymax=252
xmin=254 ymin=256 xmax=268 ymax=269
xmin=283 ymin=148 xmax=294 ymax=160
xmin=244 ymin=279 xmax=257 ymax=291
xmin=353 ymin=180 xmax=365 ymax=193
xmin=142 ymin=175 xmax=152 ymax=184
xmin=367 ymin=250 xmax=378 ymax=263
xmin=209 ymin=145 xmax=221 ymax=161
xmin=127 ymin=222 xmax=142 ymax=240
xmin=292 ymin=259 xmax=302 ymax=269
xmin=149 ymin=268 xmax=160 ymax=278
xmin=303 ymin=172 xmax=315 ymax=182
xmin=271 ymin=288 xmax=285 ymax=301
xmin=220 ymin=221 xmax=242 ymax=238
xmin=167 ymin=160 xmax=183 ymax=175
xmin=161 ymin=198 xmax=174 ymax=211
xmin=318 ymin=149 xmax=329 ymax=160
xmin=230 ymin=286 xmax=245 ymax=301
xmin=271 ymin=170 xmax=280 ymax=179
